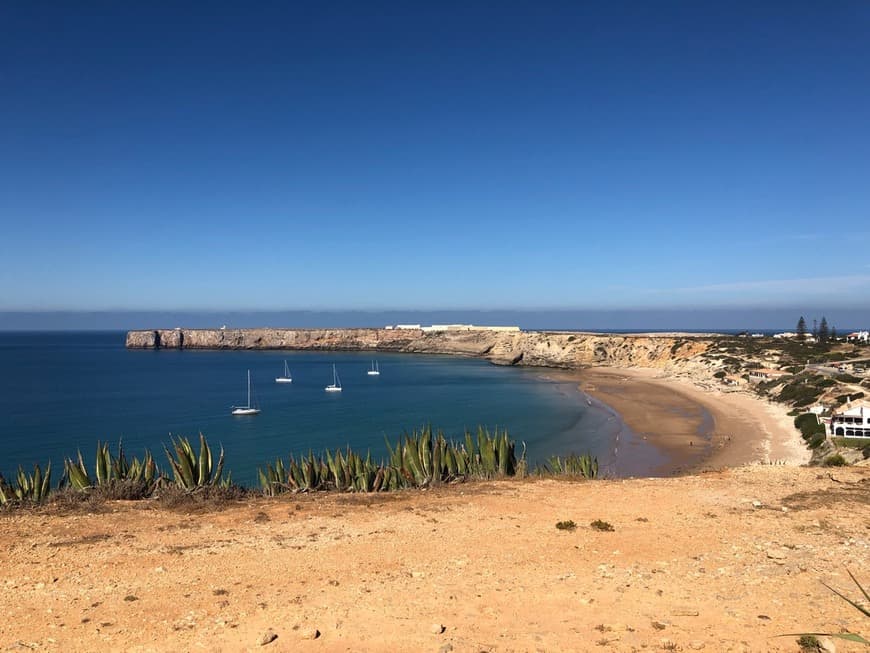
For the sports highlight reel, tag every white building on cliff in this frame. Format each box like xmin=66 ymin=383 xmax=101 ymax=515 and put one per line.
xmin=829 ymin=400 xmax=870 ymax=438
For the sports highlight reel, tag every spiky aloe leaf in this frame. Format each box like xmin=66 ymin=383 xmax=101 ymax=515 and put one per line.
xmin=497 ymin=431 xmax=509 ymax=476
xmin=464 ymin=431 xmax=476 ymax=460
xmin=164 ymin=437 xmax=197 ymax=489
xmin=372 ymin=467 xmax=384 ymax=492
xmin=64 ymin=451 xmax=92 ymax=490
xmin=112 ymin=440 xmax=130 ymax=480
xmin=39 ymin=463 xmax=51 ymax=502
xmin=95 ymin=442 xmax=110 ymax=486
xmin=32 ymin=464 xmax=42 ymax=499
xmin=197 ymin=433 xmax=211 ymax=487
xmin=143 ymin=451 xmax=157 ymax=485
xmin=431 ymin=434 xmax=442 ymax=484
xmin=211 ymin=444 xmax=225 ymax=487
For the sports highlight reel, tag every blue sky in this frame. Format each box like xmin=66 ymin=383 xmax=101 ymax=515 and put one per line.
xmin=2 ymin=2 xmax=869 ymax=319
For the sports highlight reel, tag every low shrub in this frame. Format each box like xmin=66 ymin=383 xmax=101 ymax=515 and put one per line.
xmin=823 ymin=454 xmax=847 ymax=467
xmin=590 ymin=519 xmax=614 ymax=532
xmin=794 ymin=413 xmax=826 ymax=442
xmin=155 ymin=484 xmax=249 ymax=512
xmin=555 ymin=520 xmax=576 ymax=531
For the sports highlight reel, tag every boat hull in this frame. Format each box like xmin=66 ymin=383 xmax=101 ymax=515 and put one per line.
xmin=324 ymin=386 xmax=342 ymax=392
xmin=231 ymin=407 xmax=260 ymax=415
xmin=275 ymin=378 xmax=293 ymax=383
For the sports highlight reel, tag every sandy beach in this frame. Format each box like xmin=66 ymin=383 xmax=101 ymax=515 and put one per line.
xmin=578 ymin=367 xmax=810 ymax=476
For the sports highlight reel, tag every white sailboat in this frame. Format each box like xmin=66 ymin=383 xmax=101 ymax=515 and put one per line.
xmin=275 ymin=360 xmax=293 ymax=384
xmin=232 ymin=370 xmax=261 ymax=415
xmin=325 ymin=364 xmax=342 ymax=392
xmin=367 ymin=360 xmax=380 ymax=376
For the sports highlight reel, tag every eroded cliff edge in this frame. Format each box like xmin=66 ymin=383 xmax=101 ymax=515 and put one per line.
xmin=125 ymin=328 xmax=711 ymax=369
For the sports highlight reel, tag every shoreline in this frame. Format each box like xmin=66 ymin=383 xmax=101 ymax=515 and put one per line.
xmin=123 ymin=327 xmax=811 ymax=476
xmin=576 ymin=366 xmax=810 ymax=475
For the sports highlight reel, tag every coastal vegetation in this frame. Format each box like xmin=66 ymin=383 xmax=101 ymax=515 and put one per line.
xmin=64 ymin=441 xmax=158 ymax=499
xmin=0 ymin=463 xmax=52 ymax=505
xmin=542 ymin=453 xmax=599 ymax=479
xmin=794 ymin=413 xmax=827 ymax=449
xmin=0 ymin=429 xmax=600 ymax=509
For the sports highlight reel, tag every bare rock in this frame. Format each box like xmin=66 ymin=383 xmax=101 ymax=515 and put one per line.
xmin=818 ymin=636 xmax=837 ymax=653
xmin=430 ymin=623 xmax=446 ymax=634
xmin=766 ymin=548 xmax=788 ymax=560
xmin=300 ymin=627 xmax=320 ymax=640
xmin=257 ymin=629 xmax=277 ymax=646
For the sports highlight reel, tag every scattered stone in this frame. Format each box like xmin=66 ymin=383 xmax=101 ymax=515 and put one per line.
xmin=689 ymin=641 xmax=706 ymax=650
xmin=258 ymin=629 xmax=278 ymax=646
xmin=817 ymin=636 xmax=837 ymax=653
xmin=652 ymin=620 xmax=667 ymax=630
xmin=411 ymin=571 xmax=426 ymax=578
xmin=752 ymin=500 xmax=762 ymax=508
xmin=430 ymin=623 xmax=446 ymax=635
xmin=300 ymin=627 xmax=320 ymax=640
xmin=672 ymin=609 xmax=699 ymax=616
xmin=766 ymin=548 xmax=787 ymax=560
xmin=757 ymin=614 xmax=770 ymax=620
xmin=123 ymin=595 xmax=138 ymax=602
xmin=438 ymin=644 xmax=453 ymax=653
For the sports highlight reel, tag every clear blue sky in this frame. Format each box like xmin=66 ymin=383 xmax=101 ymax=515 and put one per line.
xmin=2 ymin=1 xmax=869 ymax=316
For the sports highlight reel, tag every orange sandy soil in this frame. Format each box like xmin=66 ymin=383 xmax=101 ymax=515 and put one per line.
xmin=2 ymin=466 xmax=868 ymax=652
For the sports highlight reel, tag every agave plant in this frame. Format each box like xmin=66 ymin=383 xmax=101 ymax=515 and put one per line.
xmin=0 ymin=463 xmax=52 ymax=505
xmin=283 ymin=452 xmax=329 ymax=492
xmin=164 ymin=434 xmax=226 ymax=490
xmin=385 ymin=425 xmax=517 ymax=486
xmin=64 ymin=441 xmax=158 ymax=492
xmin=258 ymin=458 xmax=288 ymax=496
xmin=544 ymin=453 xmax=599 ymax=479
xmin=460 ymin=426 xmax=516 ymax=478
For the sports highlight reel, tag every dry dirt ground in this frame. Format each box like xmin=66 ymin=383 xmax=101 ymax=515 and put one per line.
xmin=2 ymin=466 xmax=869 ymax=653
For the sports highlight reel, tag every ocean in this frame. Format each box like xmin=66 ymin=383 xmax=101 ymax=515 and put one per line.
xmin=0 ymin=332 xmax=661 ymax=486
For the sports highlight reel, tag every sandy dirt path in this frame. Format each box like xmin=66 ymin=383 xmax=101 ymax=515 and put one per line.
xmin=1 ymin=465 xmax=868 ymax=652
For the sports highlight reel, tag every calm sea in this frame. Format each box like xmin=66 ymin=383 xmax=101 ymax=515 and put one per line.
xmin=0 ymin=332 xmax=663 ymax=485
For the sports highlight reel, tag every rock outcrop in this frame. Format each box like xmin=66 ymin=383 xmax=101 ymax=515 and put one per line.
xmin=126 ymin=328 xmax=712 ymax=370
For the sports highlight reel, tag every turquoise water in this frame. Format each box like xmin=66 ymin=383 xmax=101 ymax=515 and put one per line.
xmin=0 ymin=332 xmax=661 ymax=485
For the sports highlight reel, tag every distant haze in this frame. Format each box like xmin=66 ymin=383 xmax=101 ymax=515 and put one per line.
xmin=2 ymin=309 xmax=867 ymax=333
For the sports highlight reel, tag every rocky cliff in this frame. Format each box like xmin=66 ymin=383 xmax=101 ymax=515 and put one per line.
xmin=125 ymin=328 xmax=712 ymax=370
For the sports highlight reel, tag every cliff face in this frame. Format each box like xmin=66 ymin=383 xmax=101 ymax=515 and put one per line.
xmin=126 ymin=328 xmax=711 ymax=370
